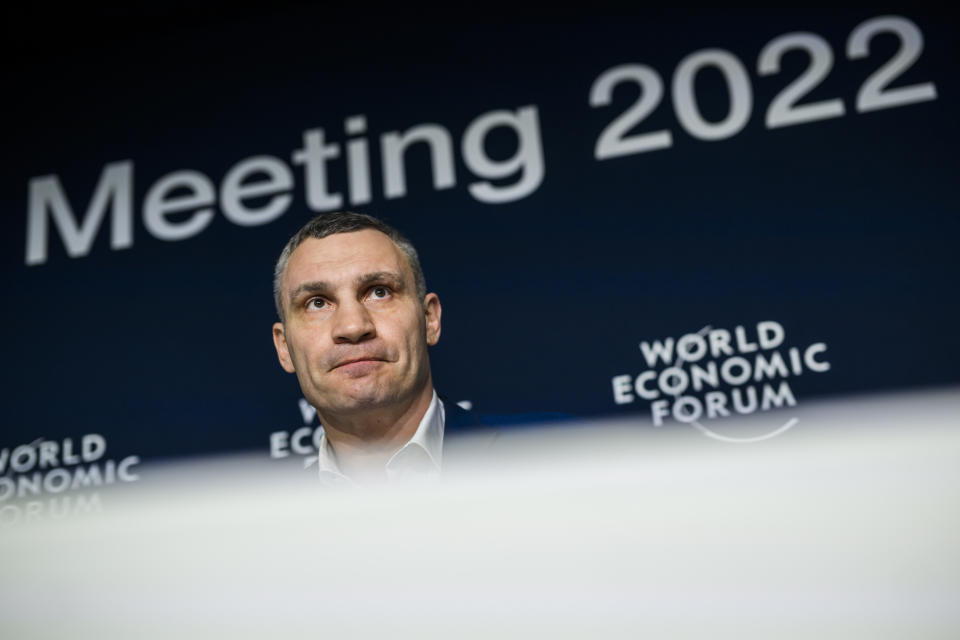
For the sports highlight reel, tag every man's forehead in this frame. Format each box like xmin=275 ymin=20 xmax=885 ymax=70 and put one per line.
xmin=284 ymin=229 xmax=408 ymax=287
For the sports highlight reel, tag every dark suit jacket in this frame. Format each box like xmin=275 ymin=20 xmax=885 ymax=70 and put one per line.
xmin=440 ymin=398 xmax=499 ymax=462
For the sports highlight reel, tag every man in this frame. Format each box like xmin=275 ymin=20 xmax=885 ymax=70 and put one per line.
xmin=271 ymin=211 xmax=486 ymax=485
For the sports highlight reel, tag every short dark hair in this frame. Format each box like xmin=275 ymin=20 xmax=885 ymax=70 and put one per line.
xmin=273 ymin=212 xmax=427 ymax=322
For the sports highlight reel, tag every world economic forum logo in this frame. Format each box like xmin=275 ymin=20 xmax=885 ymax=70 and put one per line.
xmin=611 ymin=321 xmax=830 ymax=442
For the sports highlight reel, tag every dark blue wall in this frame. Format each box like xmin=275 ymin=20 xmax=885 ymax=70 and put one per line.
xmin=4 ymin=9 xmax=957 ymax=463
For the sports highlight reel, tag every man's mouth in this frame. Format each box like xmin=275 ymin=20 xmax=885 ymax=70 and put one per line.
xmin=331 ymin=357 xmax=386 ymax=373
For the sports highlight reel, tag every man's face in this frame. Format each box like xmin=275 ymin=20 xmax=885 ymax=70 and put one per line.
xmin=272 ymin=229 xmax=441 ymax=418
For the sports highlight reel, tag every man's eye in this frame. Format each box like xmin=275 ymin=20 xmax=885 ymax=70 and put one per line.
xmin=307 ymin=297 xmax=327 ymax=309
xmin=370 ymin=286 xmax=390 ymax=299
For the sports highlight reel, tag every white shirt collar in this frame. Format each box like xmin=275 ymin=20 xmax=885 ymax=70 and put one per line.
xmin=316 ymin=391 xmax=445 ymax=486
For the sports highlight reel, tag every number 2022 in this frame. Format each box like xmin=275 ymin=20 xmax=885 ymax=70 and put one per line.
xmin=589 ymin=15 xmax=938 ymax=159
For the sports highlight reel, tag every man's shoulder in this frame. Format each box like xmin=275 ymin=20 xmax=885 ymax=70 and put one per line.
xmin=440 ymin=398 xmax=499 ymax=454
xmin=442 ymin=399 xmax=484 ymax=432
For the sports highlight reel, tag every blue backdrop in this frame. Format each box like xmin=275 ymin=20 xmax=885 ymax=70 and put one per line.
xmin=3 ymin=9 xmax=957 ymax=471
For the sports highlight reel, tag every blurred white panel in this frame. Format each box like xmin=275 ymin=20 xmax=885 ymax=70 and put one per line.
xmin=2 ymin=388 xmax=959 ymax=638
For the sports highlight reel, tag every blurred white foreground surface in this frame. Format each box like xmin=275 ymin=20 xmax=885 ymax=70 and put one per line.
xmin=2 ymin=388 xmax=959 ymax=639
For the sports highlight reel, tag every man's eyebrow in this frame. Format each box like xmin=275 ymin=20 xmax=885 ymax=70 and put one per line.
xmin=288 ymin=273 xmax=405 ymax=307
xmin=288 ymin=281 xmax=333 ymax=307
xmin=355 ymin=271 xmax=405 ymax=290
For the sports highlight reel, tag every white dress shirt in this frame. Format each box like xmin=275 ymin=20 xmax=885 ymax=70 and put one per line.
xmin=316 ymin=391 xmax=445 ymax=486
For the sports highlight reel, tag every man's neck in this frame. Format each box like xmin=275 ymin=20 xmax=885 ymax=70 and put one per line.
xmin=318 ymin=382 xmax=435 ymax=483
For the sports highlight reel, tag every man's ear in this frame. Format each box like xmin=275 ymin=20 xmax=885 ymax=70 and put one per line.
xmin=424 ymin=293 xmax=442 ymax=346
xmin=272 ymin=322 xmax=296 ymax=373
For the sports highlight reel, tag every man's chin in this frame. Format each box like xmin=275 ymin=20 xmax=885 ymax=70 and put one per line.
xmin=324 ymin=390 xmax=395 ymax=414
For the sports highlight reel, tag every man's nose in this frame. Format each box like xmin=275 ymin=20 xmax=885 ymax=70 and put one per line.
xmin=331 ymin=299 xmax=376 ymax=344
